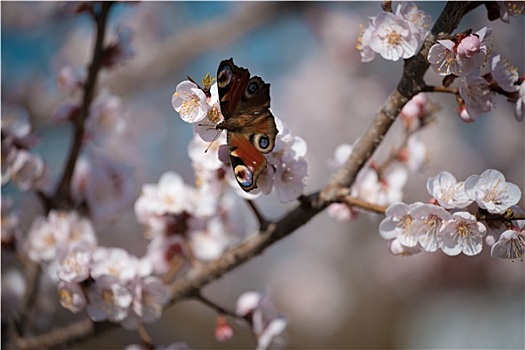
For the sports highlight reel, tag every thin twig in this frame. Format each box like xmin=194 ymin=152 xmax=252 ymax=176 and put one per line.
xmin=421 ymin=85 xmax=459 ymax=94
xmin=336 ymin=191 xmax=388 ymax=215
xmin=245 ymin=199 xmax=269 ymax=231
xmin=10 ymin=318 xmax=94 ymax=350
xmin=193 ymin=292 xmax=239 ymax=319
xmin=136 ymin=322 xmax=154 ymax=349
xmin=53 ymin=2 xmax=113 ymax=209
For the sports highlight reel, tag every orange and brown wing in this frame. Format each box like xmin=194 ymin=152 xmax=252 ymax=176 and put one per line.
xmin=227 ymin=132 xmax=267 ymax=192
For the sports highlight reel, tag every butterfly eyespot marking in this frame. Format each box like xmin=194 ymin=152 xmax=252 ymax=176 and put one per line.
xmin=247 ymin=81 xmax=259 ymax=95
xmin=234 ymin=165 xmax=253 ymax=188
xmin=218 ymin=65 xmax=233 ymax=88
xmin=250 ymin=134 xmax=272 ymax=152
xmin=258 ymin=135 xmax=270 ymax=149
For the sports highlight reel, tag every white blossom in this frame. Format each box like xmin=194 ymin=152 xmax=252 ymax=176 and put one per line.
xmin=458 ymin=73 xmax=495 ymax=121
xmin=368 ymin=11 xmax=419 ymax=61
xmin=426 ymin=171 xmax=472 ymax=209
xmin=379 ymin=202 xmax=421 ymax=247
xmin=86 ymin=275 xmax=133 ymax=322
xmin=514 ymin=82 xmax=525 ymax=122
xmin=388 ymin=238 xmax=421 ymax=256
xmin=490 ymin=54 xmax=520 ymax=93
xmin=441 ymin=212 xmax=487 ymax=256
xmin=57 ymin=245 xmax=93 ymax=283
xmin=172 ymin=81 xmax=209 ymax=123
xmin=491 ymin=228 xmax=525 ymax=260
xmin=498 ymin=1 xmax=525 ymax=23
xmin=464 ymin=169 xmax=521 ymax=214
xmin=395 ymin=1 xmax=431 ymax=41
xmin=411 ymin=203 xmax=452 ymax=252
xmin=91 ymin=247 xmax=139 ymax=282
xmin=58 ymin=281 xmax=87 ymax=313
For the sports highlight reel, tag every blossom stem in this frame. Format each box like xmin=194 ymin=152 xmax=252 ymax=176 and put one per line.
xmin=136 ymin=322 xmax=154 ymax=349
xmin=421 ymin=85 xmax=459 ymax=94
xmin=193 ymin=292 xmax=239 ymax=319
xmin=245 ymin=199 xmax=270 ymax=231
xmin=336 ymin=189 xmax=388 ymax=214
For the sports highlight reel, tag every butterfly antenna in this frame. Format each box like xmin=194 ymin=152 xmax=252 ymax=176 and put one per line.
xmin=204 ymin=130 xmax=222 ymax=153
xmin=198 ymin=122 xmax=216 ymax=131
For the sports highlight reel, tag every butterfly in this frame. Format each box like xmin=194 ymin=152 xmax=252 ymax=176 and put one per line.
xmin=215 ymin=58 xmax=278 ymax=192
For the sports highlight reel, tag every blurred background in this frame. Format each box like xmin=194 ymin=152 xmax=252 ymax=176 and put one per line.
xmin=2 ymin=2 xmax=524 ymax=349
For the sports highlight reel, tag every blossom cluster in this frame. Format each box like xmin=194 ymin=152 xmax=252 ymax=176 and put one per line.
xmin=427 ymin=26 xmax=524 ymax=122
xmin=134 ymin=170 xmax=243 ymax=264
xmin=1 ymin=105 xmax=48 ymax=191
xmin=380 ymin=169 xmax=524 ymax=260
xmin=327 ymin=93 xmax=435 ymax=222
xmin=172 ymin=78 xmax=308 ymax=203
xmin=22 ymin=210 xmax=171 ymax=328
xmin=357 ymin=1 xmax=431 ymax=62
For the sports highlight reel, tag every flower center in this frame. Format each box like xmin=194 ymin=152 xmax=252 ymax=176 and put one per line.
xmin=483 ymin=178 xmax=503 ymax=204
xmin=386 ymin=29 xmax=402 ymax=46
xmin=456 ymin=222 xmax=472 ymax=238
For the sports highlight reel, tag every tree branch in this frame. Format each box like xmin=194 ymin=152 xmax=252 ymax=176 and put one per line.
xmin=52 ymin=2 xmax=113 ymax=209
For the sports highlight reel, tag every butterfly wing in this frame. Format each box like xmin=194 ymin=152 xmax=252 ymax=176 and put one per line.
xmin=227 ymin=131 xmax=267 ymax=191
xmin=217 ymin=58 xmax=278 ymax=191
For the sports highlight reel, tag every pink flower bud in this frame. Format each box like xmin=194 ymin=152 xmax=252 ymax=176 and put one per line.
xmin=214 ymin=316 xmax=234 ymax=342
xmin=457 ymin=34 xmax=481 ymax=58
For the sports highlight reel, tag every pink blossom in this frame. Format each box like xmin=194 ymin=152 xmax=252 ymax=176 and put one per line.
xmin=86 ymin=275 xmax=133 ymax=322
xmin=428 ymin=27 xmax=491 ymax=77
xmin=214 ymin=316 xmax=234 ymax=342
xmin=458 ymin=74 xmax=495 ymax=120
xmin=327 ymin=203 xmax=359 ymax=223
